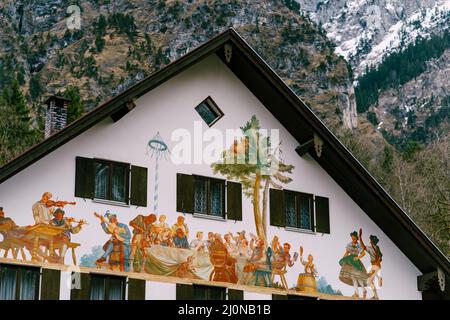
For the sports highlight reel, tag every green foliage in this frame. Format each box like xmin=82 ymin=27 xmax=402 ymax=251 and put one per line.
xmin=0 ymin=81 xmax=40 ymax=164
xmin=29 ymin=75 xmax=42 ymax=100
xmin=355 ymin=31 xmax=450 ymax=113
xmin=61 ymin=86 xmax=84 ymax=124
xmin=108 ymin=13 xmax=138 ymax=40
xmin=283 ymin=0 xmax=301 ymax=12
xmin=366 ymin=111 xmax=379 ymax=126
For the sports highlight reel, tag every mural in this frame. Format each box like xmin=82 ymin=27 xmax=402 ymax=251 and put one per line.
xmin=0 ymin=193 xmax=86 ymax=264
xmin=0 ymin=116 xmax=384 ymax=299
xmin=338 ymin=229 xmax=383 ymax=299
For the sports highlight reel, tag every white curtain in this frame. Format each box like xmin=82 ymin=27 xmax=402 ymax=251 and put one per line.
xmin=0 ymin=267 xmax=18 ymax=300
xmin=19 ymin=269 xmax=38 ymax=300
xmin=107 ymin=278 xmax=124 ymax=300
xmin=89 ymin=277 xmax=105 ymax=300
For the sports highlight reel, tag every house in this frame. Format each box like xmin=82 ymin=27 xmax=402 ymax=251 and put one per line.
xmin=0 ymin=28 xmax=448 ymax=301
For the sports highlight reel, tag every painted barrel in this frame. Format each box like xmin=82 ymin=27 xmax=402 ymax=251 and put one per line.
xmin=296 ymin=273 xmax=317 ymax=293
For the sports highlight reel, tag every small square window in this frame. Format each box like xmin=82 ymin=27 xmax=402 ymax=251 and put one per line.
xmin=195 ymin=97 xmax=224 ymax=126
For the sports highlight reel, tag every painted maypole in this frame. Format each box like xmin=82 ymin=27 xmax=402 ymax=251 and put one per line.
xmin=147 ymin=132 xmax=170 ymax=212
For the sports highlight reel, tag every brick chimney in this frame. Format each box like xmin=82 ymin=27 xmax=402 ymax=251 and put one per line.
xmin=44 ymin=96 xmax=71 ymax=138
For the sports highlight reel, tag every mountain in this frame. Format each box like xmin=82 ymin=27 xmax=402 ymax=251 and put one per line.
xmin=0 ymin=0 xmax=358 ymax=132
xmin=298 ymin=0 xmax=450 ymax=149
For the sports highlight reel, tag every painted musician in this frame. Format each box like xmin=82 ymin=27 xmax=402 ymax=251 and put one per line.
xmin=95 ymin=211 xmax=131 ymax=272
xmin=50 ymin=209 xmax=86 ymax=263
xmin=32 ymin=192 xmax=76 ymax=224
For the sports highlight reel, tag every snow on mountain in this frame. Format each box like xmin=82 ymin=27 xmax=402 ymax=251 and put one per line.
xmin=298 ymin=0 xmax=450 ymax=76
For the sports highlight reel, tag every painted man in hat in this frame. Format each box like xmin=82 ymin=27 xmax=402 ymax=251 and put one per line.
xmin=359 ymin=228 xmax=383 ymax=299
xmin=129 ymin=213 xmax=156 ymax=272
xmin=95 ymin=211 xmax=131 ymax=272
xmin=50 ymin=208 xmax=86 ymax=263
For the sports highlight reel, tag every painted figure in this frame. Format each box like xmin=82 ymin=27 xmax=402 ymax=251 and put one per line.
xmin=173 ymin=228 xmax=189 ymax=249
xmin=175 ymin=255 xmax=198 ymax=279
xmin=0 ymin=207 xmax=27 ymax=260
xmin=271 ymin=242 xmax=297 ymax=289
xmin=209 ymin=233 xmax=238 ymax=283
xmin=171 ymin=216 xmax=189 ymax=243
xmin=129 ymin=213 xmax=156 ymax=272
xmin=49 ymin=209 xmax=86 ymax=263
xmin=190 ymin=231 xmax=206 ymax=252
xmin=95 ymin=212 xmax=131 ymax=272
xmin=297 ymin=246 xmax=318 ymax=292
xmin=224 ymin=232 xmax=238 ymax=257
xmin=359 ymin=229 xmax=383 ymax=300
xmin=339 ymin=231 xmax=368 ymax=298
xmin=32 ymin=192 xmax=75 ymax=224
xmin=270 ymin=235 xmax=282 ymax=254
xmin=156 ymin=214 xmax=169 ymax=232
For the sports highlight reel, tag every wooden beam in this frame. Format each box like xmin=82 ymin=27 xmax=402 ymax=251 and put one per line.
xmin=418 ymin=271 xmax=438 ymax=291
xmin=110 ymin=100 xmax=136 ymax=122
xmin=295 ymin=139 xmax=314 ymax=157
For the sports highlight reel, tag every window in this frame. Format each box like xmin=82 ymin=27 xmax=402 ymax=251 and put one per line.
xmin=285 ymin=191 xmax=314 ymax=231
xmin=270 ymin=189 xmax=330 ymax=233
xmin=89 ymin=274 xmax=125 ymax=300
xmin=193 ymin=176 xmax=225 ymax=218
xmin=0 ymin=264 xmax=40 ymax=300
xmin=195 ymin=97 xmax=223 ymax=126
xmin=176 ymin=284 xmax=226 ymax=300
xmin=177 ymin=174 xmax=242 ymax=220
xmin=94 ymin=159 xmax=130 ymax=203
xmin=75 ymin=157 xmax=148 ymax=207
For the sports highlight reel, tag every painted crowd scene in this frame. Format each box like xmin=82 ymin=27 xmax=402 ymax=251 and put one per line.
xmin=0 ymin=117 xmax=383 ymax=299
xmin=0 ymin=193 xmax=383 ymax=299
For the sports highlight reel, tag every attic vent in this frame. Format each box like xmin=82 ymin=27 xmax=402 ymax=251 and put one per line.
xmin=194 ymin=97 xmax=224 ymax=127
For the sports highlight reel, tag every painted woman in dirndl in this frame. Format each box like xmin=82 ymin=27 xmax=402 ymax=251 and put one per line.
xmin=339 ymin=231 xmax=368 ymax=298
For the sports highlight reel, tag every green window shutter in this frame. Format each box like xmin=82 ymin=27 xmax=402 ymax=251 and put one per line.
xmin=70 ymin=272 xmax=91 ymax=300
xmin=74 ymin=157 xmax=94 ymax=199
xmin=228 ymin=289 xmax=244 ymax=300
xmin=130 ymin=165 xmax=148 ymax=207
xmin=226 ymin=181 xmax=242 ymax=221
xmin=176 ymin=283 xmax=195 ymax=300
xmin=176 ymin=173 xmax=194 ymax=214
xmin=270 ymin=189 xmax=285 ymax=227
xmin=315 ymin=196 xmax=330 ymax=234
xmin=127 ymin=278 xmax=146 ymax=300
xmin=40 ymin=269 xmax=60 ymax=300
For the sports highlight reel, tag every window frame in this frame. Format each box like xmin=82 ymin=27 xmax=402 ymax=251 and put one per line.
xmin=283 ymin=189 xmax=315 ymax=232
xmin=192 ymin=175 xmax=226 ymax=219
xmin=0 ymin=264 xmax=40 ymax=300
xmin=194 ymin=96 xmax=224 ymax=127
xmin=89 ymin=274 xmax=126 ymax=301
xmin=93 ymin=158 xmax=131 ymax=205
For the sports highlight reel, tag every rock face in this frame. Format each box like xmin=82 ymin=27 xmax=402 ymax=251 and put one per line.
xmin=296 ymin=0 xmax=450 ymax=146
xmin=298 ymin=0 xmax=450 ymax=75
xmin=0 ymin=0 xmax=357 ymax=133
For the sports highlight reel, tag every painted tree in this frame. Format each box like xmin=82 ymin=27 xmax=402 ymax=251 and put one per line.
xmin=211 ymin=116 xmax=294 ymax=243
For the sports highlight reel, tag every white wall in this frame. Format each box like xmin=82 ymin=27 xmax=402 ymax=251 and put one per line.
xmin=0 ymin=55 xmax=421 ymax=299
xmin=243 ymin=292 xmax=272 ymax=300
xmin=145 ymin=281 xmax=176 ymax=300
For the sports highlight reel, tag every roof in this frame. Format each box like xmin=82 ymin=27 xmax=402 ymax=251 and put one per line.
xmin=1 ymin=28 xmax=449 ymax=278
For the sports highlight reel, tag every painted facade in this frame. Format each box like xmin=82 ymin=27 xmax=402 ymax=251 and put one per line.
xmin=0 ymin=55 xmax=423 ymax=299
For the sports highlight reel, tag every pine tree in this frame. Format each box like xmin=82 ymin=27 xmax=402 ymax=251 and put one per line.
xmin=62 ymin=86 xmax=84 ymax=124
